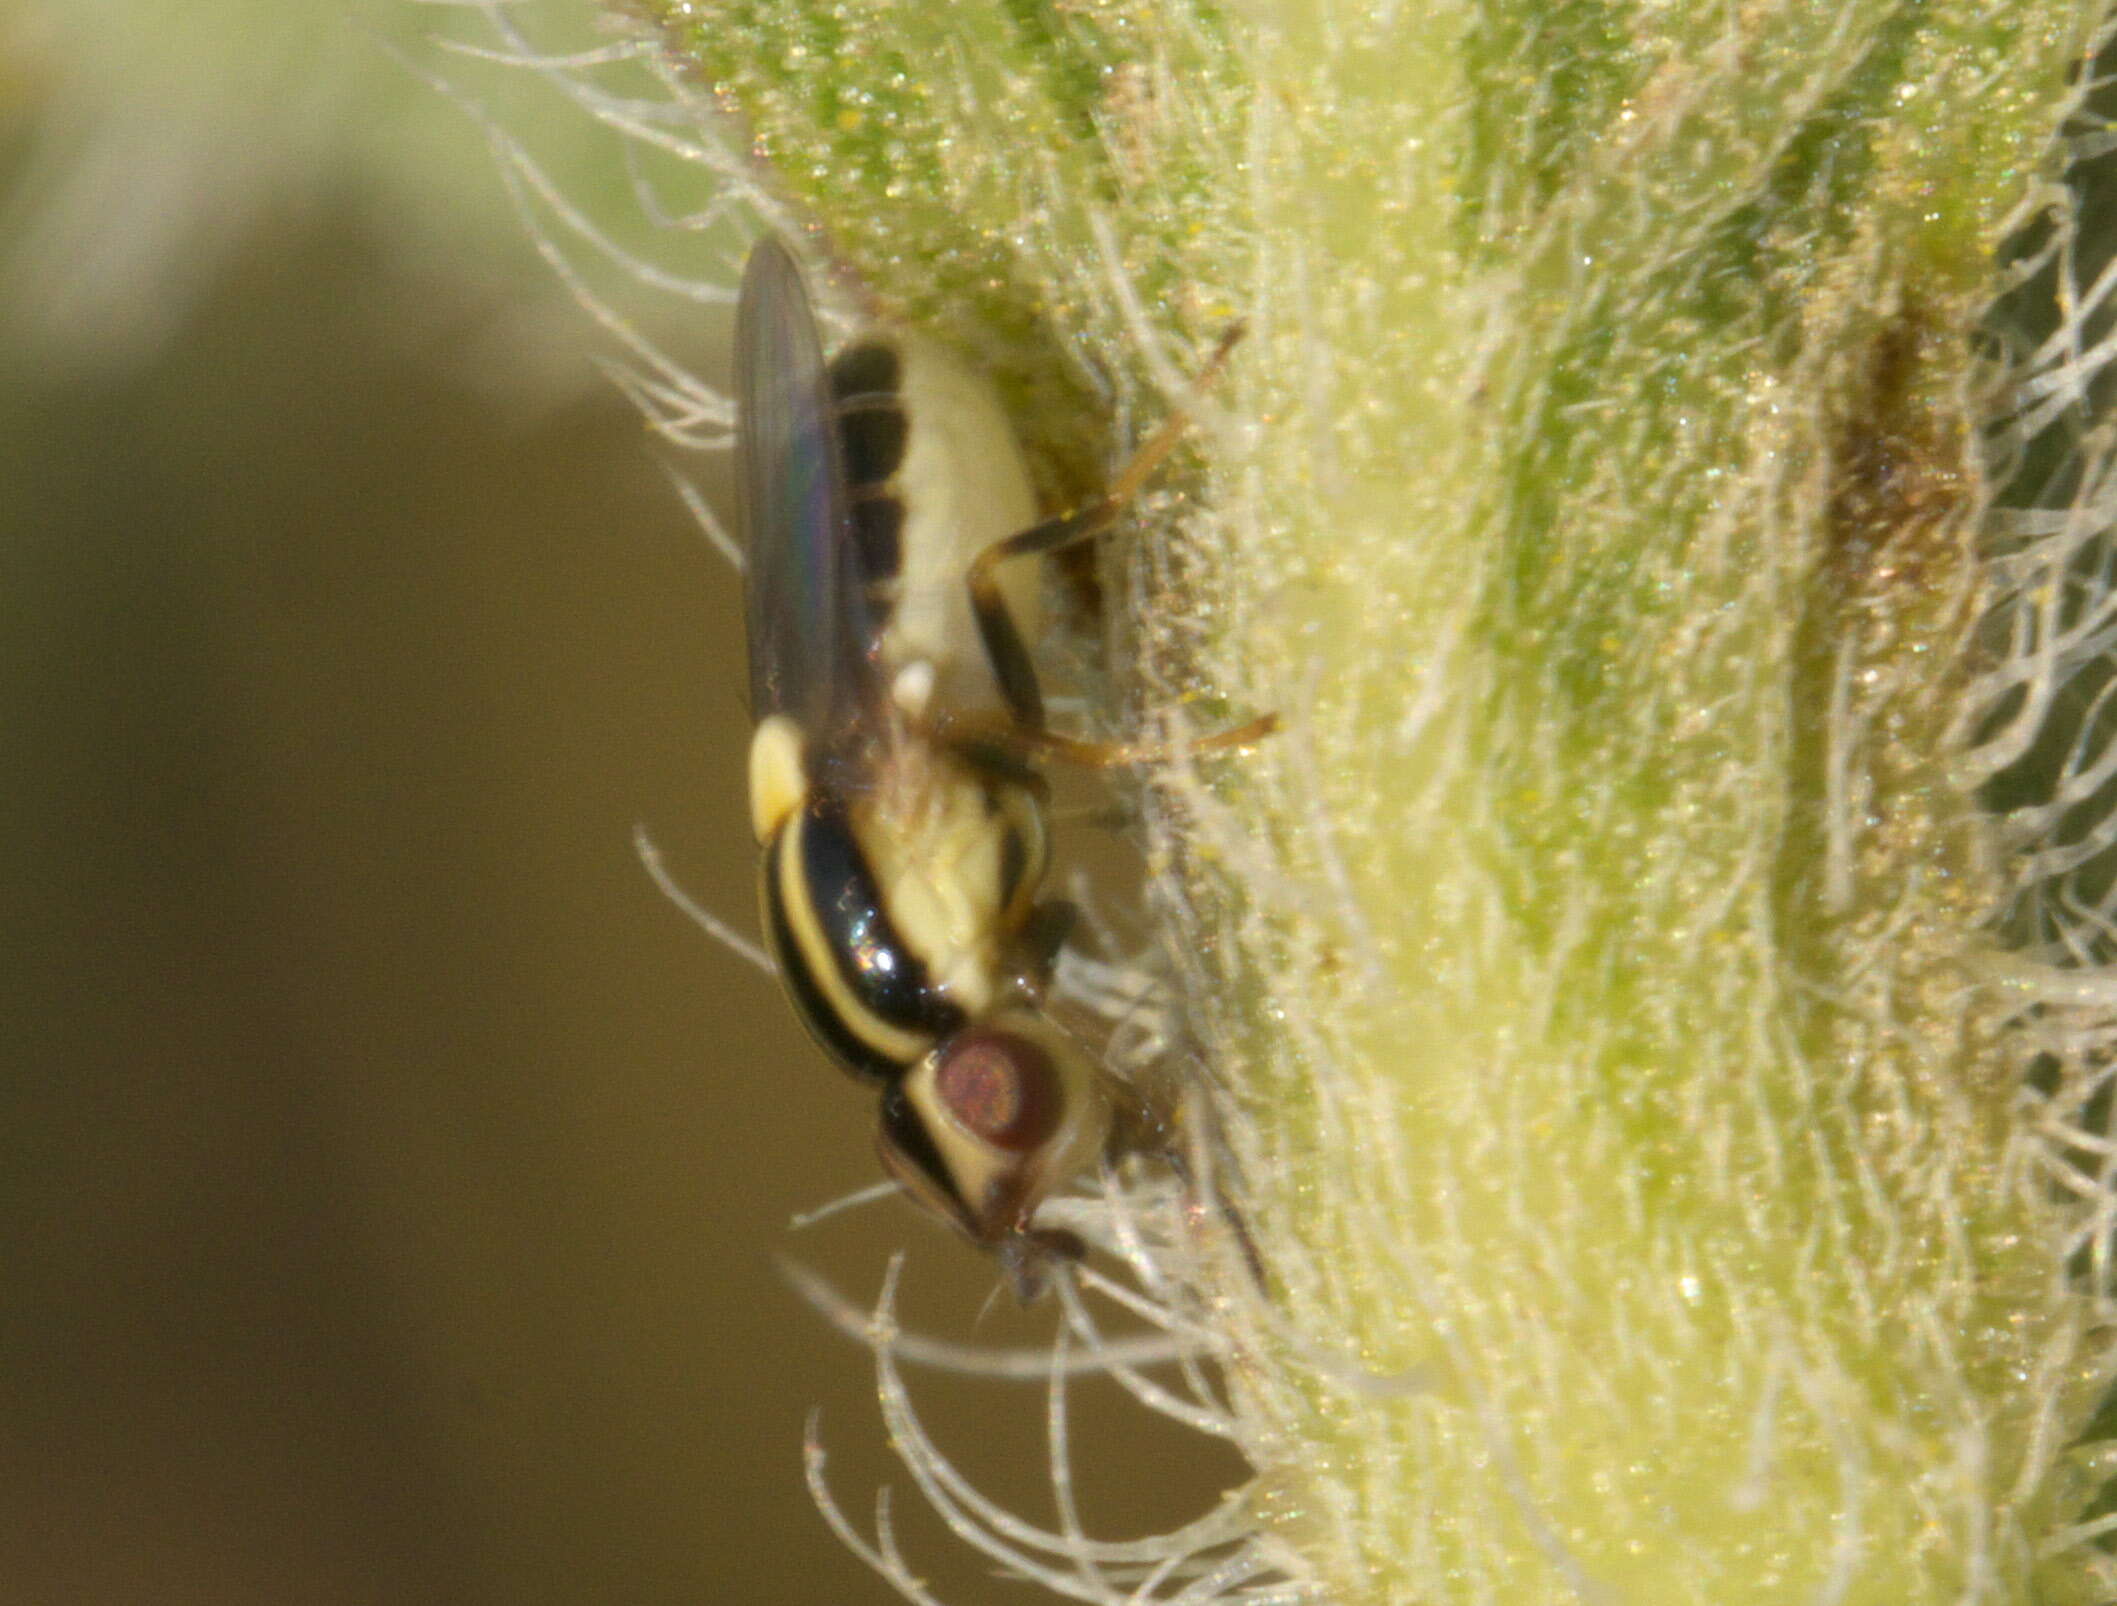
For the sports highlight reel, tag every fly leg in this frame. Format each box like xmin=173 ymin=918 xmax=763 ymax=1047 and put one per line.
xmin=966 ymin=322 xmax=1247 ymax=736
xmin=1013 ymin=898 xmax=1079 ymax=990
xmin=942 ymin=710 xmax=1278 ymax=771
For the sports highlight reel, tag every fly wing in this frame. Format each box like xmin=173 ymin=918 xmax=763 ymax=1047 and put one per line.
xmin=735 ymin=237 xmax=877 ymax=732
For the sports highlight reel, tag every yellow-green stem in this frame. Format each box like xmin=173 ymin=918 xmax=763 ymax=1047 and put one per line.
xmin=638 ymin=3 xmax=2115 ymax=1599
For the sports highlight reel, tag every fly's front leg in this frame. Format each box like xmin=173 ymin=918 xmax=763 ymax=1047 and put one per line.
xmin=984 ymin=897 xmax=1078 ymax=1043
xmin=967 ymin=322 xmax=1248 ymax=737
xmin=1012 ymin=898 xmax=1078 ymax=990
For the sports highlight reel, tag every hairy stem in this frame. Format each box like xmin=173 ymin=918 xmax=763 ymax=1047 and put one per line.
xmin=630 ymin=2 xmax=2116 ymax=1599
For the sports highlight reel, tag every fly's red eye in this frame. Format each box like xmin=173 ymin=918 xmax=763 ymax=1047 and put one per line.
xmin=933 ymin=1029 xmax=1063 ymax=1152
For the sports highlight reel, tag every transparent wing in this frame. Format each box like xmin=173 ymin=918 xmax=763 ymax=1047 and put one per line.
xmin=735 ymin=237 xmax=877 ymax=731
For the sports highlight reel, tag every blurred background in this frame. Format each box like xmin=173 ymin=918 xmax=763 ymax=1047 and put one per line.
xmin=0 ymin=2 xmax=1244 ymax=1600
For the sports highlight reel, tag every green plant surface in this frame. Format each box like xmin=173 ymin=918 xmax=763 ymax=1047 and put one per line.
xmin=637 ymin=1 xmax=2117 ymax=1599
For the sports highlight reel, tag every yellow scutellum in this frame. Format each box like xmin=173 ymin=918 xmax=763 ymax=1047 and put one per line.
xmin=578 ymin=0 xmax=2117 ymax=1598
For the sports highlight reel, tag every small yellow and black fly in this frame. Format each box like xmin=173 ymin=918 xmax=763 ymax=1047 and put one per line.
xmin=736 ymin=235 xmax=1265 ymax=1293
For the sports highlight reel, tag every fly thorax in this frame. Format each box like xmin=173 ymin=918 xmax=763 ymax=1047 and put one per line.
xmin=859 ymin=764 xmax=1018 ymax=1014
xmin=760 ymin=774 xmax=974 ymax=1085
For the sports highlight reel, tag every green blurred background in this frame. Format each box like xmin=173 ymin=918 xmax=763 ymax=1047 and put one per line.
xmin=0 ymin=2 xmax=1241 ymax=1600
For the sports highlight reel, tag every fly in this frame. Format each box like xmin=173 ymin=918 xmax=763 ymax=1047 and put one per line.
xmin=735 ymin=235 xmax=1265 ymax=1294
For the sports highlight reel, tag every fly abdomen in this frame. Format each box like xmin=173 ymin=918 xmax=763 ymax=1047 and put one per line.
xmin=851 ymin=494 xmax=904 ymax=615
xmin=830 ymin=340 xmax=910 ymax=599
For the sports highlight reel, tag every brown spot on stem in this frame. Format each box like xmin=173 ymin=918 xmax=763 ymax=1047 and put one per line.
xmin=1821 ymin=294 xmax=1973 ymax=596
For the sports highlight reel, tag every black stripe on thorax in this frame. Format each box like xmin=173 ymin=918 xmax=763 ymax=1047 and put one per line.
xmin=764 ymin=795 xmax=967 ymax=1083
xmin=762 ymin=828 xmax=906 ymax=1085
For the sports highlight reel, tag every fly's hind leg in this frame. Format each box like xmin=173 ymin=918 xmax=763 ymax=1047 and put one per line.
xmin=967 ymin=322 xmax=1248 ymax=737
xmin=943 ymin=710 xmax=1279 ymax=772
